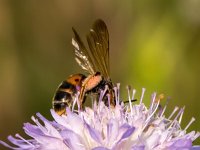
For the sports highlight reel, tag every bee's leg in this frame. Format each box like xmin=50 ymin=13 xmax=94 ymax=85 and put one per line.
xmin=109 ymin=89 xmax=116 ymax=107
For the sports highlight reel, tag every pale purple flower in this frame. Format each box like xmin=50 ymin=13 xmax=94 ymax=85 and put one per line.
xmin=0 ymin=84 xmax=199 ymax=150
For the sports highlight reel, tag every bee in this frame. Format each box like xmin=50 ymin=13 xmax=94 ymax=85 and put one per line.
xmin=52 ymin=19 xmax=115 ymax=115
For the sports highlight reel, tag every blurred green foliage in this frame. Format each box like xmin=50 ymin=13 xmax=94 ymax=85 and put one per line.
xmin=0 ymin=0 xmax=199 ymax=148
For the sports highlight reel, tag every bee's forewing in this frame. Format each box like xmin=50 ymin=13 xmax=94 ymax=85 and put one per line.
xmin=72 ymin=28 xmax=95 ymax=75
xmin=72 ymin=19 xmax=110 ymax=78
xmin=87 ymin=19 xmax=110 ymax=78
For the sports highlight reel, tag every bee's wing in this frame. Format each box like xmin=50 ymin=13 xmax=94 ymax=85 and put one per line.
xmin=72 ymin=19 xmax=110 ymax=78
xmin=72 ymin=28 xmax=95 ymax=75
xmin=86 ymin=19 xmax=110 ymax=78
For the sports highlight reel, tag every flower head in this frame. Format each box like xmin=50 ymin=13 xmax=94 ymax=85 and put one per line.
xmin=0 ymin=84 xmax=199 ymax=149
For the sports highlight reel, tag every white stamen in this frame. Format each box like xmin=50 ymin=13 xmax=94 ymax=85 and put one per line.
xmin=160 ymin=106 xmax=166 ymax=117
xmin=184 ymin=117 xmax=195 ymax=131
xmin=168 ymin=106 xmax=179 ymax=120
xmin=149 ymin=93 xmax=156 ymax=112
xmin=178 ymin=106 xmax=185 ymax=124
xmin=143 ymin=100 xmax=160 ymax=130
xmin=126 ymin=86 xmax=131 ymax=101
xmin=132 ymin=89 xmax=136 ymax=101
xmin=100 ymin=85 xmax=108 ymax=102
xmin=132 ymin=89 xmax=137 ymax=115
xmin=72 ymin=95 xmax=78 ymax=112
xmin=113 ymin=87 xmax=119 ymax=105
xmin=99 ymin=90 xmax=104 ymax=104
xmin=168 ymin=107 xmax=184 ymax=128
xmin=140 ymin=88 xmax=146 ymax=105
xmin=126 ymin=86 xmax=133 ymax=115
xmin=193 ymin=132 xmax=200 ymax=141
xmin=159 ymin=99 xmax=169 ymax=117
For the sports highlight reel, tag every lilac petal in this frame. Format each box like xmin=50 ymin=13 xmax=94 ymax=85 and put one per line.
xmin=36 ymin=113 xmax=62 ymax=138
xmin=120 ymin=123 xmax=132 ymax=129
xmin=61 ymin=129 xmax=85 ymax=150
xmin=92 ymin=146 xmax=110 ymax=150
xmin=0 ymin=135 xmax=37 ymax=150
xmin=168 ymin=139 xmax=192 ymax=149
xmin=121 ymin=126 xmax=135 ymax=140
xmin=0 ymin=140 xmax=24 ymax=150
xmin=8 ymin=135 xmax=31 ymax=146
xmin=192 ymin=146 xmax=200 ymax=150
xmin=65 ymin=109 xmax=86 ymax=136
xmin=40 ymin=120 xmax=61 ymax=138
xmin=113 ymin=126 xmax=135 ymax=149
xmin=23 ymin=128 xmax=62 ymax=146
xmin=50 ymin=109 xmax=70 ymax=128
xmin=51 ymin=109 xmax=85 ymax=137
xmin=30 ymin=135 xmax=67 ymax=149
xmin=146 ymin=132 xmax=161 ymax=148
xmin=131 ymin=145 xmax=145 ymax=150
xmin=0 ymin=139 xmax=35 ymax=150
xmin=106 ymin=119 xmax=119 ymax=143
xmin=36 ymin=113 xmax=50 ymax=123
xmin=38 ymin=138 xmax=68 ymax=149
xmin=23 ymin=123 xmax=44 ymax=136
xmin=117 ymin=124 xmax=132 ymax=139
xmin=23 ymin=123 xmax=47 ymax=140
xmin=9 ymin=135 xmax=38 ymax=149
xmin=85 ymin=122 xmax=102 ymax=144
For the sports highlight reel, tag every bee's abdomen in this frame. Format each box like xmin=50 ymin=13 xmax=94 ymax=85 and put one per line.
xmin=53 ymin=91 xmax=73 ymax=115
xmin=53 ymin=81 xmax=76 ymax=115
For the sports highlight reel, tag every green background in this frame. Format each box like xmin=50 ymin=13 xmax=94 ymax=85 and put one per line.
xmin=0 ymin=0 xmax=199 ymax=148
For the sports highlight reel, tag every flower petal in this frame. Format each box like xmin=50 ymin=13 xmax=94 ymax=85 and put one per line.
xmin=61 ymin=129 xmax=86 ymax=150
xmin=92 ymin=146 xmax=110 ymax=150
xmin=191 ymin=146 xmax=200 ymax=150
xmin=85 ymin=122 xmax=102 ymax=145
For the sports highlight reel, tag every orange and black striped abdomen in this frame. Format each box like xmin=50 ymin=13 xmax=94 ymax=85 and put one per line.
xmin=53 ymin=81 xmax=76 ymax=115
xmin=52 ymin=74 xmax=86 ymax=115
